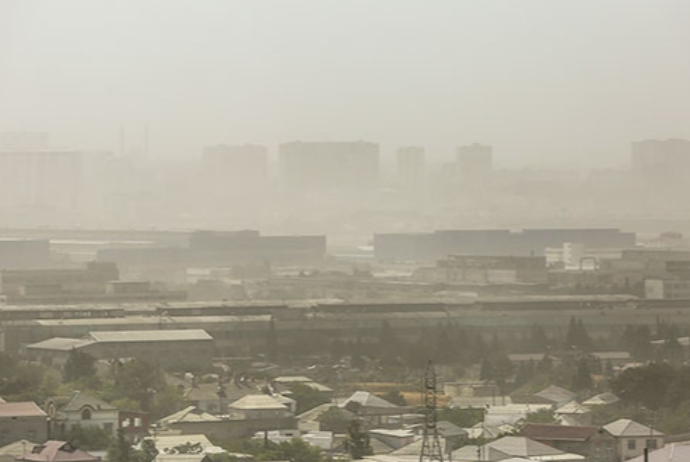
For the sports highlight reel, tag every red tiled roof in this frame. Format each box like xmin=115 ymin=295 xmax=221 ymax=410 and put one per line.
xmin=519 ymin=423 xmax=600 ymax=442
xmin=0 ymin=402 xmax=47 ymax=418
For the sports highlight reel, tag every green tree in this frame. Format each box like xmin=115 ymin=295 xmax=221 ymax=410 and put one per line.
xmin=527 ymin=323 xmax=549 ymax=353
xmin=63 ymin=350 xmax=98 ymax=383
xmin=610 ymin=362 xmax=676 ymax=410
xmin=65 ymin=425 xmax=112 ymax=450
xmin=266 ymin=317 xmax=278 ymax=361
xmin=0 ymin=353 xmax=45 ymax=402
xmin=525 ymin=408 xmax=557 ymax=424
xmin=318 ymin=407 xmax=355 ymax=433
xmin=289 ymin=382 xmax=329 ymax=414
xmin=571 ymin=357 xmax=594 ymax=392
xmin=344 ymin=419 xmax=373 ymax=459
xmin=112 ymin=359 xmax=165 ymax=412
xmin=107 ymin=429 xmax=132 ymax=462
xmin=437 ymin=408 xmax=483 ymax=427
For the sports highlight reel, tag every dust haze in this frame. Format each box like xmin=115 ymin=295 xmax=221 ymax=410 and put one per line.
xmin=2 ymin=3 xmax=690 ymax=460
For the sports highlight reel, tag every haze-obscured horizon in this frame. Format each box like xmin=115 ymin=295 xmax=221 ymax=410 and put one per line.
xmin=2 ymin=0 xmax=690 ymax=168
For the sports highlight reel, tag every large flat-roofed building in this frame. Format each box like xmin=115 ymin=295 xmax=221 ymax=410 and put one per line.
xmin=0 ymin=239 xmax=51 ymax=269
xmin=189 ymin=230 xmax=326 ymax=265
xmin=0 ymin=262 xmax=118 ymax=297
xmin=416 ymin=255 xmax=548 ymax=284
xmin=27 ymin=329 xmax=215 ymax=368
xmin=374 ymin=228 xmax=636 ymax=262
xmin=279 ymin=141 xmax=379 ymax=193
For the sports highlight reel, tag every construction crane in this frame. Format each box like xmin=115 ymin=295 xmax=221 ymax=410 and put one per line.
xmin=420 ymin=360 xmax=445 ymax=462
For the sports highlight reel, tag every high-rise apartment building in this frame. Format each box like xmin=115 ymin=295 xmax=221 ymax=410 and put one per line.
xmin=457 ymin=143 xmax=493 ymax=179
xmin=631 ymin=139 xmax=690 ymax=178
xmin=279 ymin=141 xmax=379 ymax=194
xmin=396 ymin=146 xmax=425 ymax=185
xmin=0 ymin=149 xmax=82 ymax=209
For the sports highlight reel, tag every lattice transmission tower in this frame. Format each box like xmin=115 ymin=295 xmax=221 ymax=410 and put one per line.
xmin=420 ymin=360 xmax=444 ymax=462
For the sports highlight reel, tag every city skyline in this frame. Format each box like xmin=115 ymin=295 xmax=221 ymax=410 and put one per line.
xmin=1 ymin=1 xmax=689 ymax=168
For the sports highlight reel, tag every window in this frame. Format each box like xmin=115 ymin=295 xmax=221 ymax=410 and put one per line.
xmin=134 ymin=417 xmax=143 ymax=428
xmin=81 ymin=408 xmax=92 ymax=420
xmin=647 ymin=439 xmax=658 ymax=450
xmin=628 ymin=439 xmax=636 ymax=450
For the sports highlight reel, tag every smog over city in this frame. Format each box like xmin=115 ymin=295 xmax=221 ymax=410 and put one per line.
xmin=1 ymin=2 xmax=690 ymax=461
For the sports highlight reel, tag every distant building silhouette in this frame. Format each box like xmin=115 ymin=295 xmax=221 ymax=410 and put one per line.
xmin=0 ymin=149 xmax=81 ymax=209
xmin=396 ymin=146 xmax=425 ymax=186
xmin=456 ymin=143 xmax=493 ymax=181
xmin=631 ymin=139 xmax=690 ymax=180
xmin=279 ymin=141 xmax=379 ymax=194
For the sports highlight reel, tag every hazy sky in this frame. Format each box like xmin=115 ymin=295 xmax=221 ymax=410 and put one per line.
xmin=1 ymin=0 xmax=689 ymax=167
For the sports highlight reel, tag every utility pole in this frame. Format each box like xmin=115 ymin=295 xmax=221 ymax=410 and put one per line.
xmin=420 ymin=360 xmax=444 ymax=462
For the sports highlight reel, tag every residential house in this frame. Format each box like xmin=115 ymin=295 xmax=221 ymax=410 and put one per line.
xmin=227 ymin=394 xmax=292 ymax=421
xmin=179 ymin=378 xmax=261 ymax=415
xmin=604 ymin=419 xmax=664 ymax=461
xmin=119 ymin=410 xmax=149 ymax=440
xmin=555 ymin=401 xmax=593 ymax=426
xmin=296 ymin=403 xmax=359 ymax=432
xmin=0 ymin=402 xmax=47 ymax=446
xmin=443 ymin=380 xmax=502 ymax=399
xmin=534 ymin=385 xmax=577 ymax=407
xmin=592 ymin=352 xmax=632 ymax=370
xmin=270 ymin=376 xmax=334 ymax=401
xmin=451 ymin=395 xmax=513 ymax=409
xmin=627 ymin=442 xmax=690 ymax=462
xmin=137 ymin=434 xmax=225 ymax=456
xmin=158 ymin=400 xmax=296 ymax=439
xmin=45 ymin=392 xmax=119 ymax=438
xmin=0 ymin=440 xmax=38 ymax=462
xmin=368 ymin=429 xmax=415 ymax=452
xmin=340 ymin=391 xmax=408 ymax=428
xmin=583 ymin=393 xmax=620 ymax=408
xmin=16 ymin=441 xmax=99 ymax=462
xmin=252 ymin=429 xmax=335 ymax=451
xmin=463 ymin=423 xmax=511 ymax=441
xmin=452 ymin=436 xmax=586 ymax=461
xmin=519 ymin=423 xmax=617 ymax=462
xmin=484 ymin=404 xmax=553 ymax=426
xmin=154 ymin=455 xmax=212 ymax=462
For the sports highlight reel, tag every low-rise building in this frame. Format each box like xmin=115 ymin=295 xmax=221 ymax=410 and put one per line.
xmin=27 ymin=329 xmax=215 ymax=368
xmin=16 ymin=441 xmax=99 ymax=462
xmin=340 ymin=392 xmax=408 ymax=428
xmin=45 ymin=392 xmax=119 ymax=438
xmin=415 ymin=255 xmax=548 ymax=285
xmin=0 ymin=439 xmax=38 ymax=462
xmin=228 ymin=395 xmax=292 ymax=421
xmin=0 ymin=402 xmax=47 ymax=445
xmin=603 ymin=419 xmax=664 ymax=461
xmin=519 ymin=424 xmax=616 ymax=462
xmin=534 ymin=385 xmax=577 ymax=407
xmin=157 ymin=404 xmax=296 ymax=439
xmin=452 ymin=435 xmax=585 ymax=461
